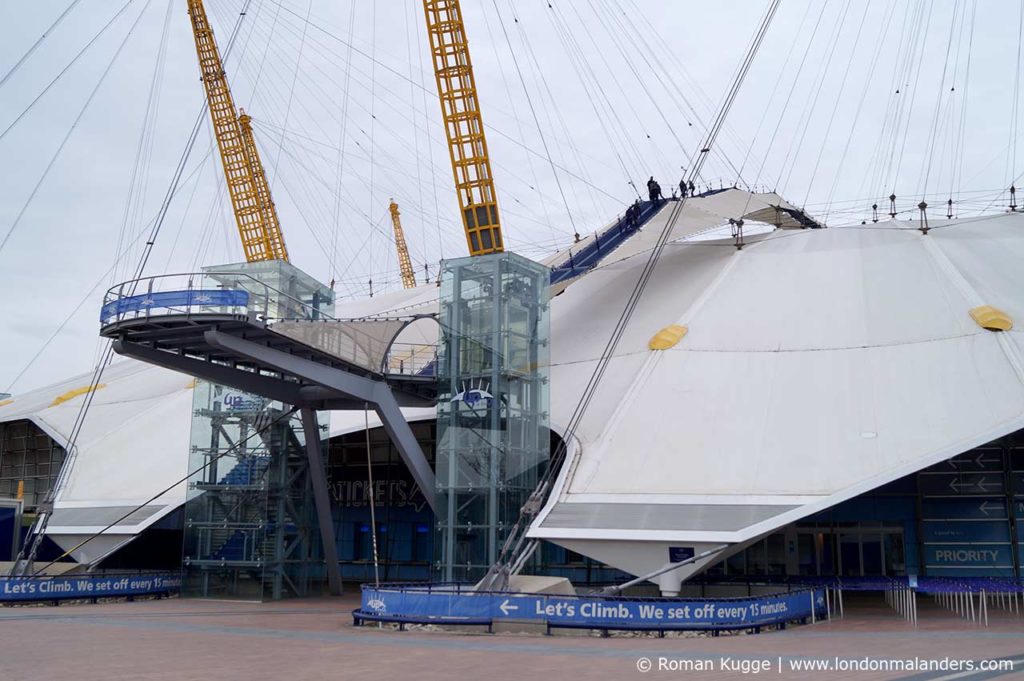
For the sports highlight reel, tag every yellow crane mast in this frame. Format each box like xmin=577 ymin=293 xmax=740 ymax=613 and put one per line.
xmin=388 ymin=200 xmax=418 ymax=289
xmin=186 ymin=0 xmax=288 ymax=263
xmin=422 ymin=0 xmax=504 ymax=257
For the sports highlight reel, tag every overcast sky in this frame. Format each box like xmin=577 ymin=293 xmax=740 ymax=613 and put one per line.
xmin=0 ymin=0 xmax=1019 ymax=393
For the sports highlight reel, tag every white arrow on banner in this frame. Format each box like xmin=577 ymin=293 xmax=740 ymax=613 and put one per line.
xmin=499 ymin=599 xmax=519 ymax=616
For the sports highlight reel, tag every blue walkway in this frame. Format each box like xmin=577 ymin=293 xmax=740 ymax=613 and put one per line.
xmin=549 ymin=199 xmax=665 ymax=285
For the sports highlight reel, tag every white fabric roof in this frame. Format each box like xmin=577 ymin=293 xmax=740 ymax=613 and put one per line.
xmin=0 ymin=360 xmax=194 ymax=563
xmin=8 ymin=189 xmax=1022 ymax=581
xmin=530 ymin=208 xmax=1024 ymax=568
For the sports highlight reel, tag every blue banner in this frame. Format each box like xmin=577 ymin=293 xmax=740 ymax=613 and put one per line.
xmin=0 ymin=574 xmax=181 ymax=602
xmin=100 ymin=289 xmax=249 ymax=323
xmin=361 ymin=585 xmax=824 ymax=629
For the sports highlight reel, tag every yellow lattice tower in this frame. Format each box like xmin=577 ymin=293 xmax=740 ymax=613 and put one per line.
xmin=389 ymin=200 xmax=418 ymax=289
xmin=239 ymin=110 xmax=288 ymax=261
xmin=422 ymin=0 xmax=504 ymax=256
xmin=186 ymin=0 xmax=288 ymax=263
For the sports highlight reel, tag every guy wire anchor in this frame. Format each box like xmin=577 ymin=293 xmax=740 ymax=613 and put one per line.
xmin=918 ymin=201 xmax=929 ymax=234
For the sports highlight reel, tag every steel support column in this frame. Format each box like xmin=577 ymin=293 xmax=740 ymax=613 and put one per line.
xmin=300 ymin=408 xmax=342 ymax=596
xmin=204 ymin=330 xmax=438 ymax=514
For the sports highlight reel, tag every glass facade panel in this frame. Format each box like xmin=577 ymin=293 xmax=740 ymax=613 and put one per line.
xmin=435 ymin=252 xmax=550 ymax=581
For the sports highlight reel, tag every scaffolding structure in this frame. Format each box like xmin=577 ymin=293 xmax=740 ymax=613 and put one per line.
xmin=0 ymin=420 xmax=66 ymax=510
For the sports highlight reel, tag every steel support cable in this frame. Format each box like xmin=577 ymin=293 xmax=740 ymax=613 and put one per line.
xmin=930 ymin=0 xmax=971 ymax=201
xmin=491 ymin=0 xmax=781 ymax=577
xmin=402 ymin=1 xmax=431 ymax=268
xmin=919 ymin=0 xmax=963 ymax=198
xmin=952 ymin=0 xmax=977 ymax=204
xmin=260 ymin=0 xmax=311 ymax=188
xmin=256 ymin=0 xmax=622 ymax=233
xmin=0 ymin=1 xmax=135 ymax=144
xmin=218 ymin=23 xmax=424 ymax=269
xmin=512 ymin=3 xmax=603 ymax=229
xmin=546 ymin=0 xmax=654 ymax=189
xmin=887 ymin=0 xmax=935 ymax=194
xmin=588 ymin=0 xmax=698 ymax=175
xmin=505 ymin=3 xmax=590 ymax=227
xmin=821 ymin=0 xmax=898 ymax=224
xmin=0 ymin=0 xmax=85 ymax=91
xmin=113 ymin=0 xmax=175 ymax=288
xmin=618 ymin=0 xmax=756 ymax=182
xmin=875 ymin=0 xmax=924 ymax=194
xmin=732 ymin=0 xmax=814 ymax=186
xmin=587 ymin=0 xmax=701 ymax=174
xmin=801 ymin=0 xmax=872 ymax=209
xmin=480 ymin=9 xmax=559 ymax=242
xmin=777 ymin=0 xmax=852 ymax=195
xmin=245 ymin=84 xmax=467 ymax=260
xmin=491 ymin=0 xmax=579 ymax=238
xmin=3 ymin=145 xmax=215 ymax=394
xmin=257 ymin=0 xmax=626 ymax=207
xmin=239 ymin=2 xmax=466 ymax=275
xmin=746 ymin=0 xmax=828 ymax=196
xmin=11 ymin=5 xmax=255 ymax=573
xmin=1008 ymin=0 xmax=1024 ymax=193
xmin=569 ymin=0 xmax=677 ymax=179
xmin=860 ymin=0 xmax=918 ymax=201
xmin=32 ymin=407 xmax=301 ymax=576
xmin=530 ymin=9 xmax=623 ymax=216
xmin=607 ymin=0 xmax=748 ymax=182
xmin=540 ymin=4 xmax=640 ymax=197
xmin=0 ymin=0 xmax=151 ymax=257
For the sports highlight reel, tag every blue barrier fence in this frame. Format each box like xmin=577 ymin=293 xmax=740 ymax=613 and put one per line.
xmin=358 ymin=582 xmax=827 ymax=633
xmin=0 ymin=573 xmax=181 ymax=603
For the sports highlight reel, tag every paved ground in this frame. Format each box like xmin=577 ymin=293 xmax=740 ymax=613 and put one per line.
xmin=1 ymin=593 xmax=1022 ymax=680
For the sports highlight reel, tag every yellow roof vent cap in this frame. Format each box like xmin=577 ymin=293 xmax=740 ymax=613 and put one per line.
xmin=969 ymin=305 xmax=1012 ymax=332
xmin=649 ymin=324 xmax=688 ymax=350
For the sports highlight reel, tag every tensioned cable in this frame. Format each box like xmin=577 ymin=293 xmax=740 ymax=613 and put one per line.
xmin=0 ymin=1 xmax=135 ymax=144
xmin=777 ymin=0 xmax=852 ymax=195
xmin=13 ymin=1 xmax=256 ymax=572
xmin=504 ymin=2 xmax=589 ymax=226
xmin=0 ymin=0 xmax=84 ymax=91
xmin=0 ymin=0 xmax=151 ymax=257
xmin=255 ymin=0 xmax=626 ymax=207
xmin=951 ymin=0 xmax=977 ymax=206
xmin=1008 ymin=0 xmax=1024 ymax=193
xmin=821 ymin=0 xmax=897 ymax=224
xmin=801 ymin=1 xmax=871 ymax=209
xmin=733 ymin=0 xmax=814 ymax=186
xmin=888 ymin=0 xmax=935 ymax=194
xmin=113 ymin=0 xmax=174 ymax=288
xmin=491 ymin=0 xmax=781 ymax=575
xmin=3 ymin=146 xmax=215 ymax=394
xmin=491 ymin=0 xmax=579 ymax=238
xmin=480 ymin=9 xmax=558 ymax=242
xmin=919 ymin=0 xmax=963 ymax=199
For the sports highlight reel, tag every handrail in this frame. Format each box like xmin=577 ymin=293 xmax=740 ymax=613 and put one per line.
xmin=101 ymin=271 xmax=335 ymax=326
